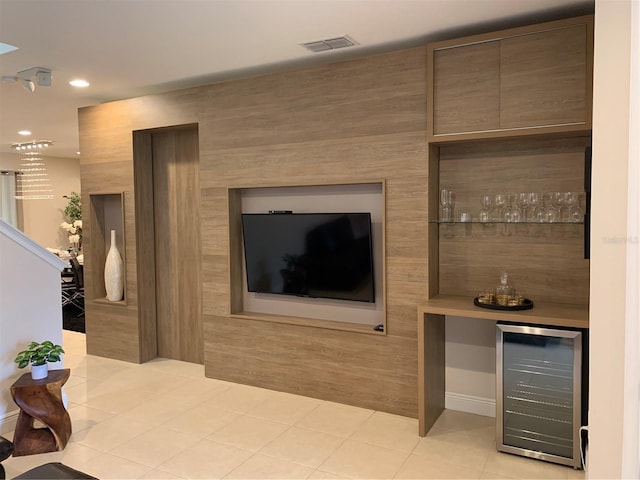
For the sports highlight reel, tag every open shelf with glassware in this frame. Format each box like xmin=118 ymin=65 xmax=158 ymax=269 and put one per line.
xmin=430 ymin=221 xmax=584 ymax=225
xmin=428 ymin=135 xmax=591 ymax=306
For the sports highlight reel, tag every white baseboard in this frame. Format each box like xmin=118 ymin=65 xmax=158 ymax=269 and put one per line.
xmin=0 ymin=410 xmax=18 ymax=435
xmin=445 ymin=392 xmax=496 ymax=418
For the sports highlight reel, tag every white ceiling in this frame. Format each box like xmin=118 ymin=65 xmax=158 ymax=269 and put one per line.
xmin=0 ymin=0 xmax=593 ymax=159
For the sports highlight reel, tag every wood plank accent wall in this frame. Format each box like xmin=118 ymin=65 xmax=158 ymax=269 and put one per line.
xmin=80 ymin=92 xmax=202 ymax=363
xmin=78 ymin=47 xmax=428 ymax=417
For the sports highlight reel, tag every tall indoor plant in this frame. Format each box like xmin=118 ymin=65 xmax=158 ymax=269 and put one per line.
xmin=61 ymin=192 xmax=82 ymax=251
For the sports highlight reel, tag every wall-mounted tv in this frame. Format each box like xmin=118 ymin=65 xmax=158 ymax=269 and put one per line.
xmin=241 ymin=212 xmax=375 ymax=303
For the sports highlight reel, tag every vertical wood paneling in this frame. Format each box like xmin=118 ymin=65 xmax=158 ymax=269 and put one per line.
xmin=228 ymin=189 xmax=243 ymax=315
xmin=198 ymin=49 xmax=427 ymax=417
xmin=433 ymin=41 xmax=500 ymax=135
xmin=500 ymin=23 xmax=589 ymax=128
xmin=133 ymin=132 xmax=158 ymax=362
xmin=80 ymin=46 xmax=429 ymax=416
xmin=152 ymin=127 xmax=202 ymax=364
xmin=85 ymin=305 xmax=140 ymax=362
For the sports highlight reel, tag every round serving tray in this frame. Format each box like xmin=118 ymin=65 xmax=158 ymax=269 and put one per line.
xmin=473 ymin=297 xmax=534 ymax=311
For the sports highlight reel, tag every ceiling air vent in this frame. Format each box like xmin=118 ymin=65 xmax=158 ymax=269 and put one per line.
xmin=301 ymin=35 xmax=357 ymax=53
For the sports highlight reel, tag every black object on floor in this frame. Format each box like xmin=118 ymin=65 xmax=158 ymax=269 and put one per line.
xmin=62 ymin=304 xmax=85 ymax=333
xmin=2 ymin=437 xmax=98 ymax=479
xmin=0 ymin=435 xmax=13 ymax=480
xmin=13 ymin=462 xmax=98 ymax=479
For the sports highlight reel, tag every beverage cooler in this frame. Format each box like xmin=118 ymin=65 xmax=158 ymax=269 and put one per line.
xmin=496 ymin=323 xmax=587 ymax=469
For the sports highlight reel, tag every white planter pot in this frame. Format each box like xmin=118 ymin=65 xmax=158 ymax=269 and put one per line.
xmin=104 ymin=229 xmax=124 ymax=301
xmin=31 ymin=363 xmax=48 ymax=380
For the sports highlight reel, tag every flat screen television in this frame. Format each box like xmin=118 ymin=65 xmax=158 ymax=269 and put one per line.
xmin=241 ymin=212 xmax=375 ymax=303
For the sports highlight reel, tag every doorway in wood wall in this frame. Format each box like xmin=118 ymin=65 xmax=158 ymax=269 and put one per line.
xmin=133 ymin=125 xmax=203 ymax=364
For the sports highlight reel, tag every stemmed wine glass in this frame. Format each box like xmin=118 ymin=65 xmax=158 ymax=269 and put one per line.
xmin=479 ymin=194 xmax=493 ymax=222
xmin=504 ymin=194 xmax=521 ymax=222
xmin=493 ymin=193 xmax=506 ymax=221
xmin=543 ymin=192 xmax=560 ymax=222
xmin=516 ymin=193 xmax=529 ymax=222
xmin=552 ymin=192 xmax=568 ymax=222
xmin=565 ymin=191 xmax=584 ymax=222
xmin=529 ymin=192 xmax=544 ymax=222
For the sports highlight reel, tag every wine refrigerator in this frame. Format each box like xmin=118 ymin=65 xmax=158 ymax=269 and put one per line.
xmin=496 ymin=322 xmax=587 ymax=468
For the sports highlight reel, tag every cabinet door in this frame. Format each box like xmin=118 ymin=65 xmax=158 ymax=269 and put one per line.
xmin=432 ymin=40 xmax=500 ymax=135
xmin=500 ymin=23 xmax=590 ymax=129
xmin=428 ymin=15 xmax=593 ymax=140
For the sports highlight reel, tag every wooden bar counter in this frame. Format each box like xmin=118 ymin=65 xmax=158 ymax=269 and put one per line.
xmin=417 ymin=295 xmax=589 ymax=436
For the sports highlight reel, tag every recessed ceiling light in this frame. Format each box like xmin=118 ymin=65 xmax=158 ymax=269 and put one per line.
xmin=18 ymin=130 xmax=32 ymax=136
xmin=69 ymin=79 xmax=89 ymax=88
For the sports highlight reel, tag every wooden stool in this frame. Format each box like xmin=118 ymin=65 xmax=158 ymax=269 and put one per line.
xmin=10 ymin=369 xmax=72 ymax=457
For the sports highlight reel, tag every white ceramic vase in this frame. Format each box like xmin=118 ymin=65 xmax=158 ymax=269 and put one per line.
xmin=31 ymin=363 xmax=48 ymax=380
xmin=104 ymin=229 xmax=124 ymax=301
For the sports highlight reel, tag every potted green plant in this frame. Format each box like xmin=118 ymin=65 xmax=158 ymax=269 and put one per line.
xmin=14 ymin=341 xmax=65 ymax=380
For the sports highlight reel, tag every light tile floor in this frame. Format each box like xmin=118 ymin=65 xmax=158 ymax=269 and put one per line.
xmin=3 ymin=331 xmax=585 ymax=479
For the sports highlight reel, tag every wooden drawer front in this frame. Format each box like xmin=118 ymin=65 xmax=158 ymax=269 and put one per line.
xmin=500 ymin=24 xmax=589 ymax=129
xmin=433 ymin=41 xmax=500 ymax=135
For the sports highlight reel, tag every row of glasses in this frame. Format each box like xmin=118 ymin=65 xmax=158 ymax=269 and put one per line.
xmin=479 ymin=192 xmax=585 ymax=223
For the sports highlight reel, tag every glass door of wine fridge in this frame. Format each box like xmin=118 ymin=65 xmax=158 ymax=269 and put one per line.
xmin=496 ymin=323 xmax=583 ymax=468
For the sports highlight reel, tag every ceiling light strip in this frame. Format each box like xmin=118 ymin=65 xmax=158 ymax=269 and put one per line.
xmin=11 ymin=140 xmax=54 ymax=150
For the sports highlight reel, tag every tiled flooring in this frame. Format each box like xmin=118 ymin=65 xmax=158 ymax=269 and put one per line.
xmin=3 ymin=331 xmax=585 ymax=479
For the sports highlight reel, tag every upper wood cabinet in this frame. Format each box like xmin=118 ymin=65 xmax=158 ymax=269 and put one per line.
xmin=428 ymin=15 xmax=593 ymax=141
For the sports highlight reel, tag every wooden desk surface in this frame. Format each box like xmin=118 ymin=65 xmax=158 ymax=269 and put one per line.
xmin=418 ymin=295 xmax=589 ymax=329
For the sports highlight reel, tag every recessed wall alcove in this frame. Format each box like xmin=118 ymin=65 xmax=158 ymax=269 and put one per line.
xmin=228 ymin=182 xmax=386 ymax=334
xmin=87 ymin=192 xmax=126 ymax=305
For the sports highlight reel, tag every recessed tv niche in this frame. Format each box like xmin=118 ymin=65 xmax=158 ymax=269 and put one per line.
xmin=241 ymin=212 xmax=375 ymax=303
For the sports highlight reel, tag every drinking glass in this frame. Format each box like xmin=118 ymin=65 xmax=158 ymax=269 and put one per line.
xmin=529 ymin=192 xmax=543 ymax=222
xmin=543 ymin=192 xmax=560 ymax=223
xmin=493 ymin=193 xmax=506 ymax=221
xmin=440 ymin=188 xmax=455 ymax=221
xmin=516 ymin=193 xmax=529 ymax=222
xmin=479 ymin=194 xmax=493 ymax=222
xmin=553 ymin=192 xmax=568 ymax=221
xmin=449 ymin=190 xmax=456 ymax=219
xmin=566 ymin=191 xmax=584 ymax=222
xmin=504 ymin=194 xmax=521 ymax=222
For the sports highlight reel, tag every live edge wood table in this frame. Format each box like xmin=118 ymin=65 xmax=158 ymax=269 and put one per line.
xmin=417 ymin=295 xmax=589 ymax=437
xmin=10 ymin=369 xmax=72 ymax=456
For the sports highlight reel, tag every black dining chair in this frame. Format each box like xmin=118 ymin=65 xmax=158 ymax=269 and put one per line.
xmin=62 ymin=257 xmax=84 ymax=316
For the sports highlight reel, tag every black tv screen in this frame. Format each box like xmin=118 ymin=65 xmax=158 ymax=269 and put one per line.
xmin=241 ymin=213 xmax=375 ymax=303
